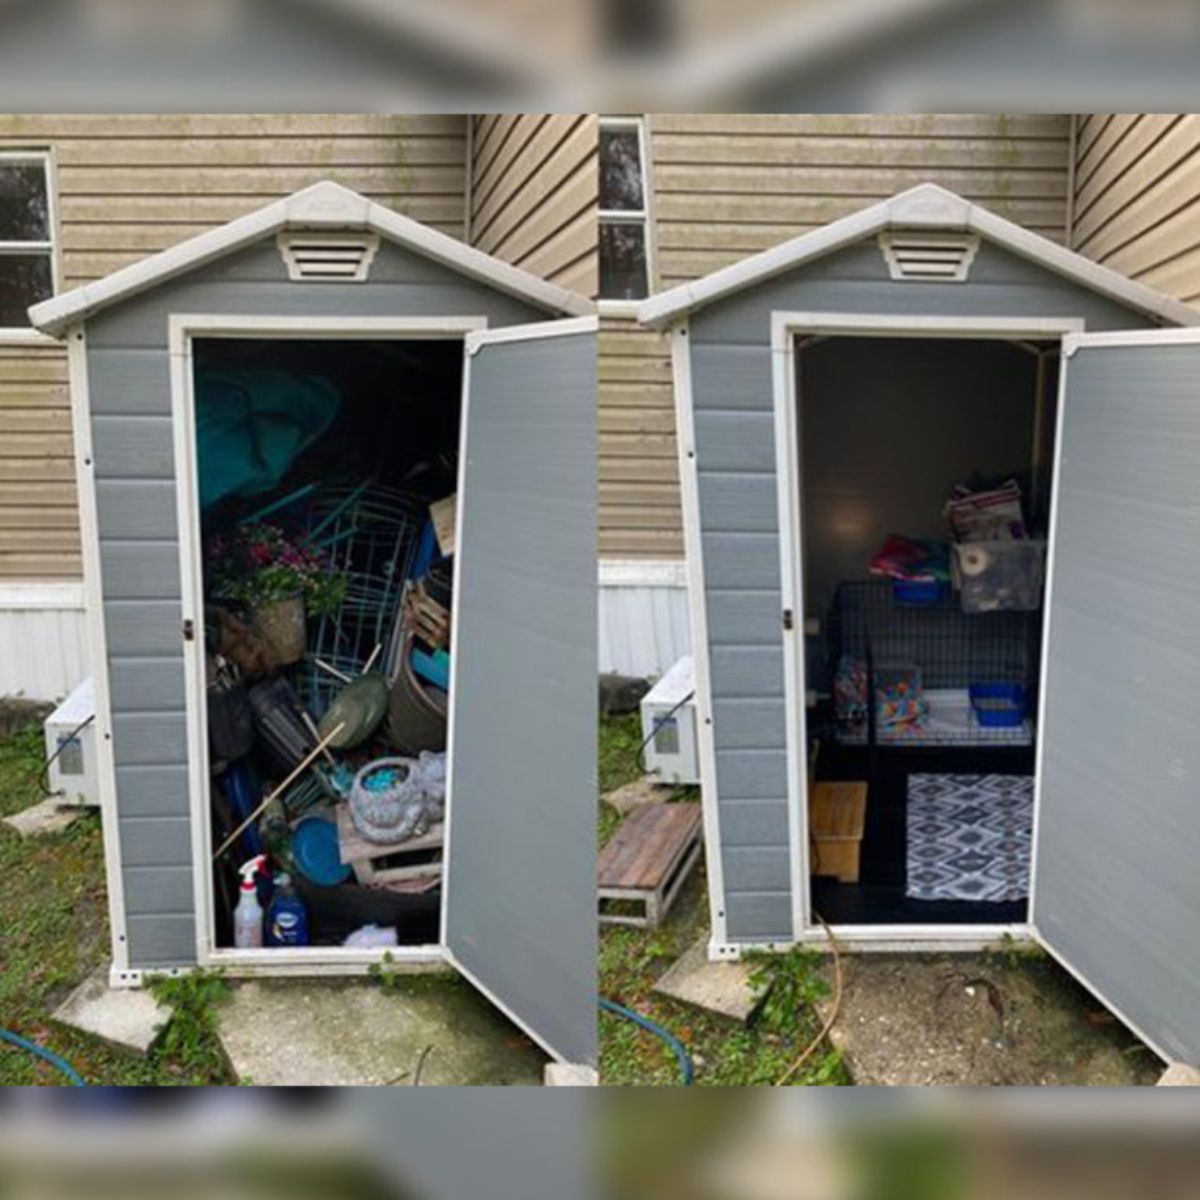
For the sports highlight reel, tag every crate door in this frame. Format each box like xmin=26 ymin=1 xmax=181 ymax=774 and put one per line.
xmin=442 ymin=317 xmax=597 ymax=1066
xmin=1033 ymin=330 xmax=1200 ymax=1064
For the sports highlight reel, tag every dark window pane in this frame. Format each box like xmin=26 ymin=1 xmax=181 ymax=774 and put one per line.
xmin=599 ymin=128 xmax=644 ymax=211
xmin=599 ymin=220 xmax=648 ymax=300
xmin=0 ymin=164 xmax=50 ymax=242
xmin=0 ymin=254 xmax=53 ymax=326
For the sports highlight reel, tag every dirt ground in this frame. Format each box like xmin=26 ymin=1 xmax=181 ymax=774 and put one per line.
xmin=816 ymin=950 xmax=1161 ymax=1086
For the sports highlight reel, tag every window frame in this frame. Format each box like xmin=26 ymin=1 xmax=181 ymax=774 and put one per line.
xmin=0 ymin=148 xmax=60 ymax=342
xmin=598 ymin=115 xmax=655 ymax=309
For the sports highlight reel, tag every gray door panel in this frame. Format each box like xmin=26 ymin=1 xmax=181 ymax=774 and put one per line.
xmin=1034 ymin=334 xmax=1200 ymax=1064
xmin=444 ymin=320 xmax=597 ymax=1065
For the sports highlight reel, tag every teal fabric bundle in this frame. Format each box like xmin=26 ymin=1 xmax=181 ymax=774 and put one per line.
xmin=196 ymin=368 xmax=340 ymax=509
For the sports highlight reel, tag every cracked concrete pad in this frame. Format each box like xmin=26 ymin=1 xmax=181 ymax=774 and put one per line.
xmin=1159 ymin=1063 xmax=1200 ymax=1086
xmin=52 ymin=968 xmax=172 ymax=1055
xmin=654 ymin=937 xmax=761 ymax=1023
xmin=217 ymin=980 xmax=546 ymax=1086
xmin=545 ymin=1063 xmax=598 ymax=1085
xmin=814 ymin=954 xmax=1160 ymax=1086
xmin=3 ymin=797 xmax=85 ymax=838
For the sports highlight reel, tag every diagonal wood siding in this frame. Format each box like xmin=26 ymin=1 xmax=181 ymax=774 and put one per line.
xmin=1072 ymin=114 xmax=1200 ymax=306
xmin=599 ymin=113 xmax=1074 ymax=559
xmin=0 ymin=114 xmax=470 ymax=580
xmin=469 ymin=114 xmax=597 ymax=298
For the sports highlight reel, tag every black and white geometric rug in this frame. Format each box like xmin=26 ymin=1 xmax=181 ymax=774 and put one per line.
xmin=906 ymin=774 xmax=1034 ymax=903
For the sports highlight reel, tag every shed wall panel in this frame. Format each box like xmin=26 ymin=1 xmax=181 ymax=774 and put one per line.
xmin=83 ymin=233 xmax=544 ymax=969
xmin=688 ymin=238 xmax=1153 ymax=943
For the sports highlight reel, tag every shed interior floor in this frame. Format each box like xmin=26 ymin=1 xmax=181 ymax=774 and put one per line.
xmin=798 ymin=335 xmax=1058 ymax=928
xmin=810 ymin=737 xmax=1031 ymax=925
xmin=194 ymin=337 xmax=464 ymax=952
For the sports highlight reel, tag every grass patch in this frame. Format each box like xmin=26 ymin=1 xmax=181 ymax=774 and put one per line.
xmin=599 ymin=712 xmax=643 ymax=795
xmin=597 ymin=717 xmax=849 ymax=1086
xmin=0 ymin=724 xmax=234 ymax=1085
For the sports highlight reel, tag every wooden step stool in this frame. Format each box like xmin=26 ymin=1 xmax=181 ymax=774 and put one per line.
xmin=598 ymin=802 xmax=703 ymax=928
xmin=809 ymin=781 xmax=868 ymax=883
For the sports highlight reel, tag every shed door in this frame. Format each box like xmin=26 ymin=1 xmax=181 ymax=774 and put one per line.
xmin=442 ymin=317 xmax=597 ymax=1066
xmin=1033 ymin=330 xmax=1200 ymax=1065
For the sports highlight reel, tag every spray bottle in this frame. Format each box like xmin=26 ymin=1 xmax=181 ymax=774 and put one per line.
xmin=234 ymin=854 xmax=267 ymax=949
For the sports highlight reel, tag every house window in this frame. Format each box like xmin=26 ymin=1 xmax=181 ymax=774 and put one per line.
xmin=0 ymin=152 xmax=55 ymax=331
xmin=599 ymin=117 xmax=652 ymax=300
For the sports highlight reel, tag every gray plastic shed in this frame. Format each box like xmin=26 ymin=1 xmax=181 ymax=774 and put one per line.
xmin=639 ymin=183 xmax=1200 ymax=1066
xmin=30 ymin=182 xmax=597 ymax=1067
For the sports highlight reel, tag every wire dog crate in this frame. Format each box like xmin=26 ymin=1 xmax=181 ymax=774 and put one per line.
xmin=828 ymin=580 xmax=1042 ymax=748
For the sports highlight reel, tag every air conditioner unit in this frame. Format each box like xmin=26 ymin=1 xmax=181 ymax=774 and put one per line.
xmin=640 ymin=656 xmax=700 ymax=786
xmin=44 ymin=677 xmax=98 ymax=808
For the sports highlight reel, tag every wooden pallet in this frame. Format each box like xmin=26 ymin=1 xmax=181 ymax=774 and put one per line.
xmin=335 ymin=803 xmax=443 ymax=890
xmin=598 ymin=802 xmax=703 ymax=928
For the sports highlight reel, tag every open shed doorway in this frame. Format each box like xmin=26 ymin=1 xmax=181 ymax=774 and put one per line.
xmin=794 ymin=332 xmax=1062 ymax=931
xmin=185 ymin=330 xmax=468 ymax=963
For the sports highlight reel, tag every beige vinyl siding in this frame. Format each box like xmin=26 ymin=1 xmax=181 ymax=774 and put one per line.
xmin=469 ymin=114 xmax=598 ymax=298
xmin=0 ymin=114 xmax=469 ymax=581
xmin=0 ymin=342 xmax=76 ymax=578
xmin=1072 ymin=115 xmax=1200 ymax=306
xmin=599 ymin=318 xmax=678 ymax=557
xmin=650 ymin=113 xmax=1072 ymax=286
xmin=599 ymin=113 xmax=1073 ymax=559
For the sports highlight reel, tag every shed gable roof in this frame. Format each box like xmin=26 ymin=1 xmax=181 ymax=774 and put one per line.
xmin=29 ymin=181 xmax=594 ymax=337
xmin=637 ymin=183 xmax=1200 ymax=330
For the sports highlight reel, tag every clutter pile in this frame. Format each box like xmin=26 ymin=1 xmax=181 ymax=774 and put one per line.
xmin=198 ymin=373 xmax=459 ymax=951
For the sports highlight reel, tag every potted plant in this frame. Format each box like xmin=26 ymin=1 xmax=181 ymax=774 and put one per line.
xmin=208 ymin=523 xmax=347 ymax=666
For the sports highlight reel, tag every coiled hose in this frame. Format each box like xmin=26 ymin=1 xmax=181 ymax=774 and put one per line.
xmin=599 ymin=998 xmax=694 ymax=1085
xmin=0 ymin=1027 xmax=85 ymax=1086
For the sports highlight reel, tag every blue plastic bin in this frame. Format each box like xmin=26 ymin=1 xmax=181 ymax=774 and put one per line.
xmin=969 ymin=682 xmax=1028 ymax=727
xmin=892 ymin=579 xmax=945 ymax=606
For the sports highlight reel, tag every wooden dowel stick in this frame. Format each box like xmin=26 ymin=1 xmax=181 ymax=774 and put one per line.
xmin=300 ymin=710 xmax=337 ymax=767
xmin=313 ymin=657 xmax=352 ymax=683
xmin=362 ymin=643 xmax=382 ymax=674
xmin=213 ymin=722 xmax=345 ymax=861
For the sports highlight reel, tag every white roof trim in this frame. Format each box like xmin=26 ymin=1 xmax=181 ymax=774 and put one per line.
xmin=636 ymin=183 xmax=1200 ymax=330
xmin=29 ymin=181 xmax=593 ymax=337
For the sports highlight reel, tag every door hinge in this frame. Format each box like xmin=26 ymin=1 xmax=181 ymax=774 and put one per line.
xmin=782 ymin=608 xmax=795 ymax=631
xmin=182 ymin=619 xmax=195 ymax=642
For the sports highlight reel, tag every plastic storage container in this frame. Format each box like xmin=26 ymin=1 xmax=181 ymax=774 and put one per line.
xmin=892 ymin=579 xmax=946 ymax=606
xmin=969 ymin=682 xmax=1029 ymax=727
xmin=954 ymin=539 xmax=1046 ymax=613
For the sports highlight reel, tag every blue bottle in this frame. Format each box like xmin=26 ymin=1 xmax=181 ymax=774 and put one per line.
xmin=265 ymin=872 xmax=309 ymax=947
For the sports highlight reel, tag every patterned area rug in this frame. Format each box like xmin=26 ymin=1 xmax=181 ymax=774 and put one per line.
xmin=906 ymin=774 xmax=1033 ymax=902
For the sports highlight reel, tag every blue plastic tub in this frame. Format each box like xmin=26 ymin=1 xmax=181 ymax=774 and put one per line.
xmin=969 ymin=682 xmax=1028 ymax=728
xmin=892 ymin=579 xmax=945 ymax=606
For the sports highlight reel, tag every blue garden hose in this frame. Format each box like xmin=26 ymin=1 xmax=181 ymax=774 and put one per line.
xmin=0 ymin=1027 xmax=85 ymax=1086
xmin=599 ymin=998 xmax=694 ymax=1085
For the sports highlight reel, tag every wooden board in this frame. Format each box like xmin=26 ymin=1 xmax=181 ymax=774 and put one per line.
xmin=429 ymin=494 xmax=457 ymax=556
xmin=598 ymin=802 xmax=702 ymax=890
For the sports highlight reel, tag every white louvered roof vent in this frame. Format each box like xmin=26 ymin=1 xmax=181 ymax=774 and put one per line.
xmin=879 ymin=231 xmax=980 ymax=283
xmin=278 ymin=231 xmax=381 ymax=282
